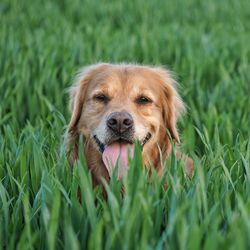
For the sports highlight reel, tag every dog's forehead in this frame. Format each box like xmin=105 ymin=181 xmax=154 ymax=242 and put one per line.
xmin=90 ymin=66 xmax=162 ymax=96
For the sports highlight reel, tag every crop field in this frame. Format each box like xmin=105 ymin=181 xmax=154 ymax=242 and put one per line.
xmin=0 ymin=0 xmax=250 ymax=249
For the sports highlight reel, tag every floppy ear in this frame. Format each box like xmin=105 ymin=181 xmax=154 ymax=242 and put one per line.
xmin=68 ymin=71 xmax=91 ymax=134
xmin=156 ymin=68 xmax=185 ymax=143
xmin=65 ymin=67 xmax=92 ymax=164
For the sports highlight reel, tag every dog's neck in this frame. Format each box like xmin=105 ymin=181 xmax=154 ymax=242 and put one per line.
xmin=68 ymin=127 xmax=193 ymax=183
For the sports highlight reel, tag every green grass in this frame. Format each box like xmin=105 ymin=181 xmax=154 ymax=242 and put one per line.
xmin=0 ymin=0 xmax=250 ymax=249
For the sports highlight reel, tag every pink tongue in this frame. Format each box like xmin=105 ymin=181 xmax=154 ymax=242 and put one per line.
xmin=102 ymin=142 xmax=134 ymax=180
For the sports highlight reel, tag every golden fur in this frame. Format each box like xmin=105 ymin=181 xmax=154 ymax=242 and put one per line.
xmin=66 ymin=63 xmax=193 ymax=185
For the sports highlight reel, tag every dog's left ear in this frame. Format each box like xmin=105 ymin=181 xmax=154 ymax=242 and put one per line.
xmin=156 ymin=68 xmax=185 ymax=143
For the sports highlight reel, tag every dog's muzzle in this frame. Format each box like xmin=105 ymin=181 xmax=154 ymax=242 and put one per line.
xmin=93 ymin=111 xmax=151 ymax=153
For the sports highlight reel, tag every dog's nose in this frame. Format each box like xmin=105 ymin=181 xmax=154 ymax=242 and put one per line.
xmin=107 ymin=112 xmax=133 ymax=133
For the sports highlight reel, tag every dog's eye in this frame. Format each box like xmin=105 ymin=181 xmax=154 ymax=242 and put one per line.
xmin=94 ymin=94 xmax=109 ymax=103
xmin=136 ymin=96 xmax=152 ymax=105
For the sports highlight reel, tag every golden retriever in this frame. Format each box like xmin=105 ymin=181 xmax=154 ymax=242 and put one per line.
xmin=66 ymin=63 xmax=193 ymax=185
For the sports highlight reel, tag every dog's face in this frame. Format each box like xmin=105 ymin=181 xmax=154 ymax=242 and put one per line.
xmin=67 ymin=63 xmax=185 ymax=180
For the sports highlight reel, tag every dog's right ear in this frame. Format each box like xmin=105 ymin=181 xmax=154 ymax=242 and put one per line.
xmin=68 ymin=71 xmax=91 ymax=134
xmin=66 ymin=67 xmax=92 ymax=164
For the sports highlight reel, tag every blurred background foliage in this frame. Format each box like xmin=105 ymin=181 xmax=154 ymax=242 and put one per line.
xmin=0 ymin=0 xmax=249 ymax=249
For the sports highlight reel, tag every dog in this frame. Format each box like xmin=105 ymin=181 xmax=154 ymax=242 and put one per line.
xmin=66 ymin=63 xmax=193 ymax=185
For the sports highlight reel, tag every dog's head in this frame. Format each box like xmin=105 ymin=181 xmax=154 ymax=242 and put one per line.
xmin=67 ymin=63 xmax=185 ymax=179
